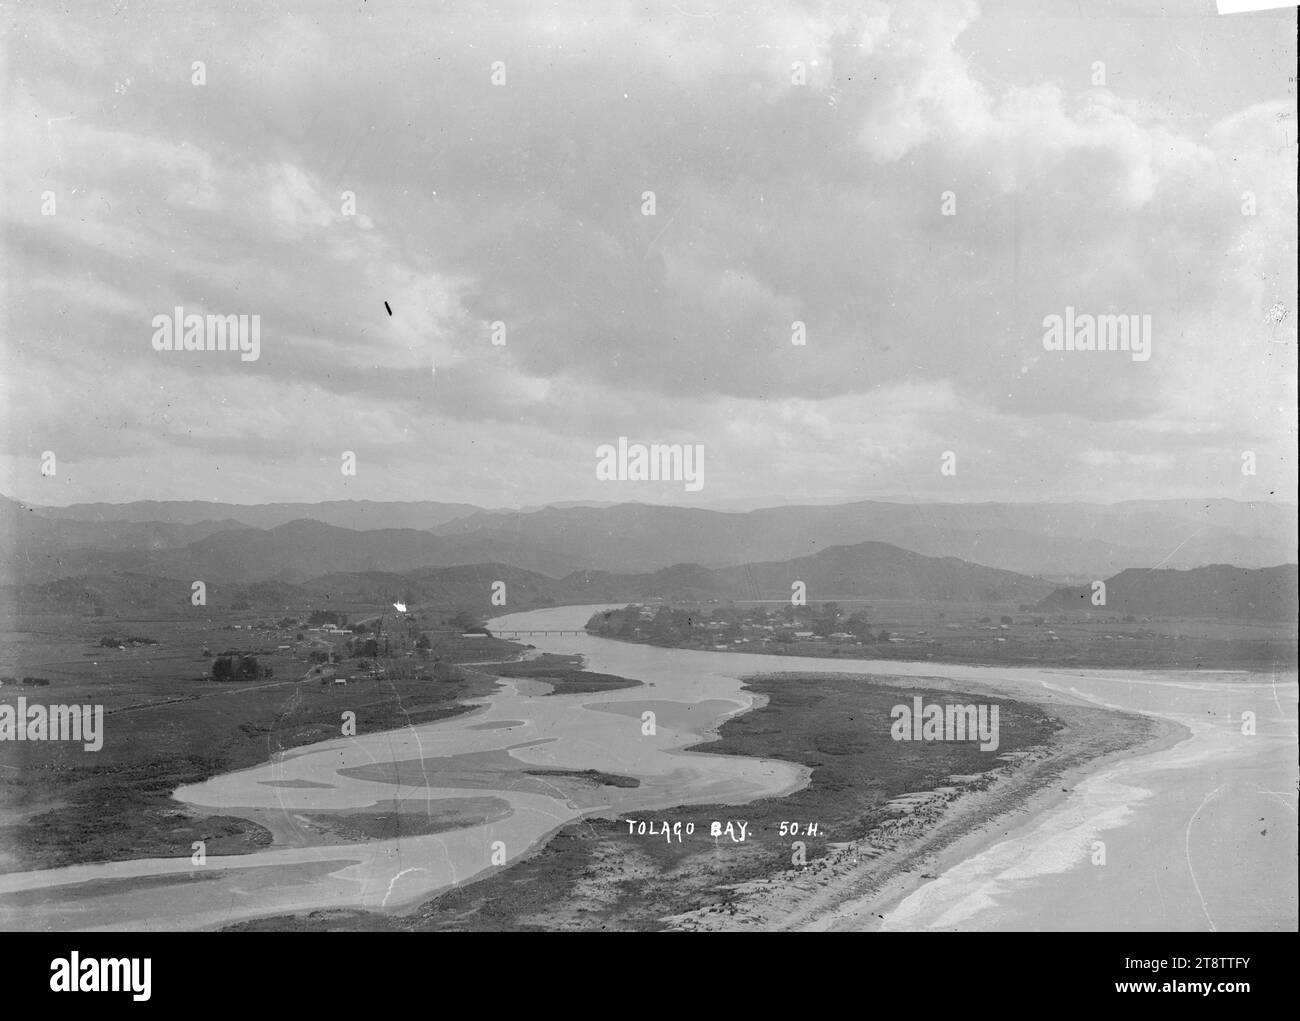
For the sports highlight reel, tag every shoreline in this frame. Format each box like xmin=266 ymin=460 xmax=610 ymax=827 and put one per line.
xmin=580 ymin=627 xmax=1298 ymax=675
xmin=227 ymin=663 xmax=1128 ymax=931
xmin=660 ymin=674 xmax=1177 ymax=931
xmin=801 ymin=707 xmax=1188 ymax=931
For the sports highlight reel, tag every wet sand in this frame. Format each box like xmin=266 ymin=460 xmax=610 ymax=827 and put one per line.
xmin=782 ymin=671 xmax=1297 ymax=931
xmin=1 ymin=604 xmax=1293 ymax=932
xmin=0 ymin=607 xmax=811 ymax=930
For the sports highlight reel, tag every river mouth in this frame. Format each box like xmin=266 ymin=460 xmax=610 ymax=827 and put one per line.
xmin=0 ymin=605 xmax=809 ymax=930
xmin=0 ymin=603 xmax=1292 ymax=932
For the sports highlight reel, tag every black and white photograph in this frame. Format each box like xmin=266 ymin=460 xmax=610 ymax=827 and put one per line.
xmin=0 ymin=0 xmax=1296 ymax=974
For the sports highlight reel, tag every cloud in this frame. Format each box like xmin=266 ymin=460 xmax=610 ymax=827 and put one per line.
xmin=1 ymin=0 xmax=1294 ymax=507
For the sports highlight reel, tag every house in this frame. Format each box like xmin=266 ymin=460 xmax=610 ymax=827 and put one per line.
xmin=460 ymin=633 xmax=487 ymax=639
xmin=333 ymin=677 xmax=348 ymax=685
xmin=793 ymin=631 xmax=815 ymax=639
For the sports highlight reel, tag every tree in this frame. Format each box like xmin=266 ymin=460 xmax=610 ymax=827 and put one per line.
xmin=449 ymin=610 xmax=478 ymax=632
xmin=846 ymin=612 xmax=872 ymax=641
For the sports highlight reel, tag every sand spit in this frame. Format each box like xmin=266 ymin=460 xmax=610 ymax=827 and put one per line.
xmin=664 ymin=700 xmax=1181 ymax=931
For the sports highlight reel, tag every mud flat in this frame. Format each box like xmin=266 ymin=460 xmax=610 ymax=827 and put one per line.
xmin=229 ymin=668 xmax=1089 ymax=931
xmin=3 ymin=605 xmax=1292 ymax=932
xmin=237 ymin=614 xmax=1292 ymax=932
xmin=847 ymin=672 xmax=1298 ymax=931
xmin=0 ymin=606 xmax=809 ymax=930
xmin=686 ymin=701 xmax=1183 ymax=931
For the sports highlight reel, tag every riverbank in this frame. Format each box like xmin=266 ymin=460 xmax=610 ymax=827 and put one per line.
xmin=227 ymin=666 xmax=1160 ymax=931
xmin=0 ymin=641 xmax=638 ymax=874
xmin=800 ymin=708 xmax=1188 ymax=931
xmin=684 ymin=693 xmax=1183 ymax=931
xmin=583 ymin=609 xmax=1297 ymax=673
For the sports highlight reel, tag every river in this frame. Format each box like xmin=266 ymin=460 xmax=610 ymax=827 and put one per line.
xmin=0 ymin=603 xmax=1294 ymax=931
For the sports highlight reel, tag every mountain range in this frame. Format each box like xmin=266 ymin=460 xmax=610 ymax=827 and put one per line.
xmin=4 ymin=495 xmax=1294 ymax=584
xmin=1036 ymin=565 xmax=1298 ymax=622
xmin=1 ymin=494 xmax=1294 ymax=622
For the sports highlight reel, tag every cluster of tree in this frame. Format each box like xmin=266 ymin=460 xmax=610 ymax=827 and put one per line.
xmin=342 ymin=637 xmax=381 ymax=658
xmin=0 ymin=676 xmax=51 ymax=686
xmin=97 ymin=635 xmax=158 ymax=647
xmin=586 ymin=602 xmax=885 ymax=644
xmin=445 ymin=610 xmax=485 ymax=633
xmin=585 ymin=605 xmax=701 ymax=642
xmin=210 ymin=655 xmax=270 ymax=681
xmin=308 ymin=610 xmax=349 ymax=627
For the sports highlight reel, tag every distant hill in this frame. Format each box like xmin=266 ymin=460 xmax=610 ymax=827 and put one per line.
xmin=135 ymin=519 xmax=578 ymax=584
xmin=709 ymin=542 xmax=1055 ymax=603
xmin=432 ymin=499 xmax=1297 ymax=578
xmin=16 ymin=498 xmax=483 ymax=531
xmin=1036 ymin=564 xmax=1299 ymax=622
xmin=0 ymin=572 xmax=308 ymax=615
xmin=5 ymin=494 xmax=1295 ymax=584
xmin=3 ymin=541 xmax=1059 ymax=614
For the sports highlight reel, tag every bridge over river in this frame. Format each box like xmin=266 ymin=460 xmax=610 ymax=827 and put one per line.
xmin=491 ymin=628 xmax=589 ymax=637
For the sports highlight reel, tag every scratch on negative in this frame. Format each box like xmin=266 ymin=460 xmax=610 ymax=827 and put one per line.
xmin=1184 ymin=785 xmax=1224 ymax=933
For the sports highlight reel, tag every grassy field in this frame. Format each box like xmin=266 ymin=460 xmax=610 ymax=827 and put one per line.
xmin=473 ymin=653 xmax=644 ymax=695
xmin=605 ymin=599 xmax=1298 ymax=671
xmin=0 ymin=610 xmax=527 ymax=872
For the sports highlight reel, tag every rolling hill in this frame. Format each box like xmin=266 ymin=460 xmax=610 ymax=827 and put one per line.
xmin=1036 ymin=564 xmax=1299 ymax=622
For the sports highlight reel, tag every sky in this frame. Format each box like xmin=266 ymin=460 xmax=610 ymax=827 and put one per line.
xmin=1 ymin=0 xmax=1296 ymax=511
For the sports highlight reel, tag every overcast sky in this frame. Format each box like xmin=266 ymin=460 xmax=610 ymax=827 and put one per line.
xmin=1 ymin=0 xmax=1295 ymax=510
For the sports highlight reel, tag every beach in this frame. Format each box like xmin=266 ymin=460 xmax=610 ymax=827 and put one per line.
xmin=1 ymin=605 xmax=1294 ymax=932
